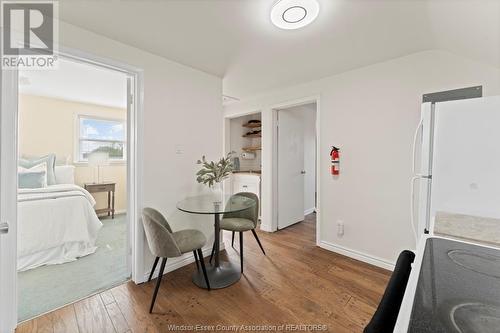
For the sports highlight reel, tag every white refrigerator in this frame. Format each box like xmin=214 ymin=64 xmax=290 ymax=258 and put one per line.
xmin=411 ymin=95 xmax=500 ymax=241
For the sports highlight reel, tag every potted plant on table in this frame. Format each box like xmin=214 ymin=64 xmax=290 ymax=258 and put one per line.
xmin=196 ymin=153 xmax=234 ymax=203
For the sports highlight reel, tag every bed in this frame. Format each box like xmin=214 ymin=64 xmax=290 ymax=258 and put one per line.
xmin=17 ymin=163 xmax=103 ymax=271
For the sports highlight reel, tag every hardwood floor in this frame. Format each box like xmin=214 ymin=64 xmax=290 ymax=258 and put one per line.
xmin=16 ymin=214 xmax=391 ymax=333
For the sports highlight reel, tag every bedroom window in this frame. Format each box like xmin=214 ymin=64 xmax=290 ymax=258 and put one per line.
xmin=77 ymin=116 xmax=126 ymax=162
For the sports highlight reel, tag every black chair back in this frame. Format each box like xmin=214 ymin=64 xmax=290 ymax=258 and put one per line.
xmin=364 ymin=250 xmax=415 ymax=333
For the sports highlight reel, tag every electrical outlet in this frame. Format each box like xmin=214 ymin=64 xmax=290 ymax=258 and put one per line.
xmin=337 ymin=220 xmax=344 ymax=237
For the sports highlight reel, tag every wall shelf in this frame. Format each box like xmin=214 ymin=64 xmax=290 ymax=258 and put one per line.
xmin=242 ymin=146 xmax=261 ymax=152
xmin=242 ymin=122 xmax=262 ymax=128
xmin=242 ymin=133 xmax=262 ymax=138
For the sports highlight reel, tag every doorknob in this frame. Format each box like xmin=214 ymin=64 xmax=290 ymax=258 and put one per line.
xmin=301 ymin=170 xmax=306 ymax=174
xmin=0 ymin=222 xmax=8 ymax=234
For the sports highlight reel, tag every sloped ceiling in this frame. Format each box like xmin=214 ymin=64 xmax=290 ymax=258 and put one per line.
xmin=58 ymin=0 xmax=500 ymax=99
xmin=19 ymin=58 xmax=128 ymax=108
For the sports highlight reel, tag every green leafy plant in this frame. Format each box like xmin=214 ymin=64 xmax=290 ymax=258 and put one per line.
xmin=196 ymin=153 xmax=234 ymax=187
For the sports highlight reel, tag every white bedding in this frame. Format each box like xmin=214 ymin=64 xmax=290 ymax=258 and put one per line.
xmin=17 ymin=184 xmax=103 ymax=271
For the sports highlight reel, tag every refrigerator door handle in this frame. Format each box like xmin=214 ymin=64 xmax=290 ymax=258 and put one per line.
xmin=412 ymin=118 xmax=424 ymax=174
xmin=410 ymin=176 xmax=421 ymax=242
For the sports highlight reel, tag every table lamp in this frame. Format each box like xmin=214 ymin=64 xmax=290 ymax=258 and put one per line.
xmin=88 ymin=151 xmax=110 ymax=184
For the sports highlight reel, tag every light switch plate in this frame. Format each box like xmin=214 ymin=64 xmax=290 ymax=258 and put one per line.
xmin=175 ymin=145 xmax=184 ymax=155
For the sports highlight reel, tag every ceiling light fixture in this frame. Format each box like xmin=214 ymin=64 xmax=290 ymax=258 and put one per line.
xmin=271 ymin=0 xmax=319 ymax=30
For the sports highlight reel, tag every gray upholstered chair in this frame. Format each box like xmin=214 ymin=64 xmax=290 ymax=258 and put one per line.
xmin=142 ymin=207 xmax=210 ymax=313
xmin=209 ymin=192 xmax=265 ymax=273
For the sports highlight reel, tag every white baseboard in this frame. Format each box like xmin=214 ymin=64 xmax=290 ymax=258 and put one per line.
xmin=97 ymin=209 xmax=126 ymax=217
xmin=259 ymin=223 xmax=273 ymax=232
xmin=320 ymin=240 xmax=395 ymax=271
xmin=142 ymin=242 xmax=225 ymax=282
xmin=304 ymin=207 xmax=316 ymax=215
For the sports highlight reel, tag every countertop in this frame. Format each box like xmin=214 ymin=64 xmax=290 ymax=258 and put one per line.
xmin=232 ymin=170 xmax=261 ymax=175
xmin=434 ymin=211 xmax=500 ymax=247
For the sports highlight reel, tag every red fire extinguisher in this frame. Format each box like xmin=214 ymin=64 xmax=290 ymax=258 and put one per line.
xmin=330 ymin=146 xmax=340 ymax=175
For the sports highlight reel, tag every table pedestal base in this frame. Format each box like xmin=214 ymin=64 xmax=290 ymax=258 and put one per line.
xmin=192 ymin=261 xmax=241 ymax=289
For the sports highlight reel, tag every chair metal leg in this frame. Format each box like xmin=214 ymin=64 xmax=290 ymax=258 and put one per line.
xmin=149 ymin=257 xmax=167 ymax=313
xmin=231 ymin=231 xmax=235 ymax=247
xmin=239 ymin=232 xmax=244 ymax=273
xmin=148 ymin=256 xmax=159 ymax=282
xmin=193 ymin=250 xmax=200 ymax=271
xmin=197 ymin=248 xmax=211 ymax=290
xmin=251 ymin=229 xmax=266 ymax=255
xmin=209 ymin=241 xmax=215 ymax=264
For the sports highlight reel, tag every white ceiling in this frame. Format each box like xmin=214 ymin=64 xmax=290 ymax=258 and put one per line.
xmin=57 ymin=0 xmax=500 ymax=100
xmin=19 ymin=58 xmax=128 ymax=108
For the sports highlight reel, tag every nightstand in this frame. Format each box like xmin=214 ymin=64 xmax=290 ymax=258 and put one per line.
xmin=84 ymin=182 xmax=116 ymax=219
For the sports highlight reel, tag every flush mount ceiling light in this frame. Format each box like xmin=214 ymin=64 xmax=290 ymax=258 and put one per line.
xmin=271 ymin=0 xmax=319 ymax=30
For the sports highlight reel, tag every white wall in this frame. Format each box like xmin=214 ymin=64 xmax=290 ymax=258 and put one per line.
xmin=18 ymin=94 xmax=128 ymax=213
xmin=224 ymin=50 xmax=500 ymax=269
xmin=57 ymin=22 xmax=222 ymax=280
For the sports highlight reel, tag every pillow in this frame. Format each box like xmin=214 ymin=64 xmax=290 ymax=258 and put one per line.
xmin=18 ymin=163 xmax=48 ymax=189
xmin=18 ymin=162 xmax=47 ymax=172
xmin=19 ymin=154 xmax=56 ymax=185
xmin=54 ymin=165 xmax=75 ymax=184
xmin=18 ymin=162 xmax=47 ymax=179
xmin=18 ymin=171 xmax=47 ymax=189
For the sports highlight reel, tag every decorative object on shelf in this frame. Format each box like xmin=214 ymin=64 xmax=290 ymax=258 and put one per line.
xmin=241 ymin=152 xmax=256 ymax=160
xmin=232 ymin=157 xmax=241 ymax=171
xmin=88 ymin=151 xmax=110 ymax=184
xmin=242 ymin=146 xmax=261 ymax=152
xmin=246 ymin=130 xmax=261 ymax=135
xmin=242 ymin=132 xmax=262 ymax=138
xmin=242 ymin=120 xmax=262 ymax=128
xmin=196 ymin=153 xmax=234 ymax=203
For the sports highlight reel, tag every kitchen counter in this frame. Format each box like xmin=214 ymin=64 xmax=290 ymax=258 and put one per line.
xmin=232 ymin=170 xmax=261 ymax=175
xmin=434 ymin=211 xmax=500 ymax=247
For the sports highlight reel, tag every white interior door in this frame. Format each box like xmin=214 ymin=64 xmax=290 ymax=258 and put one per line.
xmin=277 ymin=109 xmax=305 ymax=229
xmin=1 ymin=70 xmax=19 ymax=332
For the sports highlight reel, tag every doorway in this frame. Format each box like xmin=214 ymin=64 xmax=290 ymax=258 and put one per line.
xmin=0 ymin=50 xmax=143 ymax=329
xmin=16 ymin=56 xmax=133 ymax=321
xmin=276 ymin=102 xmax=317 ymax=230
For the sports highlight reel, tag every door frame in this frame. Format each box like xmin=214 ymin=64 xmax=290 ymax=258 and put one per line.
xmin=271 ymin=95 xmax=320 ymax=244
xmin=1 ymin=46 xmax=145 ymax=329
xmin=223 ymin=95 xmax=321 ymax=245
xmin=1 ymin=68 xmax=20 ymax=333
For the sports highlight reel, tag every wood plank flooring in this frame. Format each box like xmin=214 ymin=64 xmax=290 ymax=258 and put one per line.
xmin=16 ymin=214 xmax=391 ymax=333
